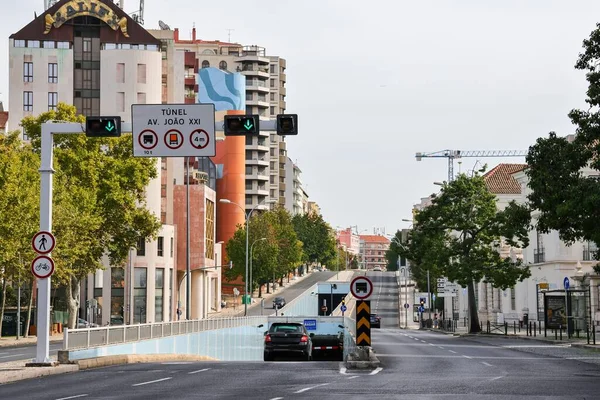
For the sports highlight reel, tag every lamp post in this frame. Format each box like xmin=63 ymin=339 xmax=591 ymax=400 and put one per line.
xmin=250 ymin=237 xmax=267 ymax=301
xmin=220 ymin=198 xmax=275 ymax=316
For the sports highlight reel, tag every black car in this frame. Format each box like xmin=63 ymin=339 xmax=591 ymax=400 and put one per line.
xmin=264 ymin=322 xmax=312 ymax=361
xmin=370 ymin=314 xmax=381 ymax=329
xmin=273 ymin=297 xmax=286 ymax=309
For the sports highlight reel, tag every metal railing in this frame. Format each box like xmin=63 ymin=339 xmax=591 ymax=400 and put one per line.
xmin=63 ymin=316 xmax=266 ymax=351
xmin=534 ymin=248 xmax=545 ymax=263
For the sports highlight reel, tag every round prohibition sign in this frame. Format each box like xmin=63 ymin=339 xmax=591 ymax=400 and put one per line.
xmin=350 ymin=276 xmax=373 ymax=300
xmin=31 ymin=255 xmax=55 ymax=279
xmin=164 ymin=129 xmax=184 ymax=150
xmin=190 ymin=129 xmax=210 ymax=150
xmin=138 ymin=129 xmax=158 ymax=150
xmin=32 ymin=231 xmax=55 ymax=254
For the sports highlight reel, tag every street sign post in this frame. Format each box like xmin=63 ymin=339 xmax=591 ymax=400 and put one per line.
xmin=350 ymin=276 xmax=373 ymax=300
xmin=32 ymin=231 xmax=55 ymax=255
xmin=356 ymin=300 xmax=371 ymax=346
xmin=303 ymin=319 xmax=317 ymax=331
xmin=564 ymin=277 xmax=570 ymax=337
xmin=132 ymin=104 xmax=216 ymax=157
xmin=31 ymin=255 xmax=55 ymax=279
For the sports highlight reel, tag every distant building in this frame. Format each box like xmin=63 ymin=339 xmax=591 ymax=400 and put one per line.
xmin=0 ymin=102 xmax=7 ymax=134
xmin=284 ymin=157 xmax=307 ymax=216
xmin=337 ymin=228 xmax=360 ymax=255
xmin=359 ymin=235 xmax=390 ymax=270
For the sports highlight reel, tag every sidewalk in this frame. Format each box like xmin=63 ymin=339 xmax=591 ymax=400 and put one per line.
xmin=208 ymin=270 xmax=316 ymax=318
xmin=0 ymin=333 xmax=63 ymax=349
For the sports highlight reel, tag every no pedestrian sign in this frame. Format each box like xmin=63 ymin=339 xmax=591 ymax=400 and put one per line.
xmin=132 ymin=104 xmax=216 ymax=158
xmin=32 ymin=231 xmax=55 ymax=254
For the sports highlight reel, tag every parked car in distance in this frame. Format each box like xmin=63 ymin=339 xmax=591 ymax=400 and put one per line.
xmin=370 ymin=314 xmax=381 ymax=328
xmin=273 ymin=297 xmax=286 ymax=309
xmin=77 ymin=318 xmax=99 ymax=329
xmin=263 ymin=322 xmax=312 ymax=361
xmin=372 ymin=266 xmax=382 ymax=272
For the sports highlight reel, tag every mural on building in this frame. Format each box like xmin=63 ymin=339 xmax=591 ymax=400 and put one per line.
xmin=197 ymin=68 xmax=245 ymax=111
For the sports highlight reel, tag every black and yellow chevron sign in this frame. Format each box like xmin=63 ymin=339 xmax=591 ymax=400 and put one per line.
xmin=356 ymin=300 xmax=371 ymax=346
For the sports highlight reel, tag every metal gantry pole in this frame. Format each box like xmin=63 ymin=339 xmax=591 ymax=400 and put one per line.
xmin=427 ymin=270 xmax=432 ymax=322
xmin=244 ymin=216 xmax=249 ymax=316
xmin=186 ymin=156 xmax=191 ymax=320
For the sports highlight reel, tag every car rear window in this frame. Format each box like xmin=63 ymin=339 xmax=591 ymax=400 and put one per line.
xmin=270 ymin=324 xmax=302 ymax=333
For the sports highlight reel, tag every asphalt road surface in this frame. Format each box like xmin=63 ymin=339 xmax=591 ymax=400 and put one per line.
xmin=243 ymin=270 xmax=337 ymax=317
xmin=0 ymin=341 xmax=62 ymax=364
xmin=365 ymin=271 xmax=399 ymax=329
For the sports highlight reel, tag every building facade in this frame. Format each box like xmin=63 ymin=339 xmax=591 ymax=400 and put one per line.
xmin=284 ymin=157 xmax=306 ymax=216
xmin=359 ymin=235 xmax=390 ymax=270
xmin=337 ymin=228 xmax=360 ymax=255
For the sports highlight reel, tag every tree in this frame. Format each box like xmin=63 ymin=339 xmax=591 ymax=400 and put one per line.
xmin=20 ymin=103 xmax=161 ymax=328
xmin=526 ymin=24 xmax=600 ymax=258
xmin=0 ymin=132 xmax=39 ymax=337
xmin=385 ymin=230 xmax=405 ymax=272
xmin=266 ymin=207 xmax=303 ymax=284
xmin=292 ymin=213 xmax=336 ymax=266
xmin=400 ymin=173 xmax=531 ymax=333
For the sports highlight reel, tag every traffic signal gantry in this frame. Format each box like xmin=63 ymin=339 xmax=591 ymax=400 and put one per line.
xmin=224 ymin=113 xmax=298 ymax=136
xmin=85 ymin=116 xmax=122 ymax=137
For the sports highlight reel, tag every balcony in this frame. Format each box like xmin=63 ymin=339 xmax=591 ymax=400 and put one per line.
xmin=240 ymin=65 xmax=270 ymax=79
xmin=246 ymin=156 xmax=269 ymax=166
xmin=279 ymin=155 xmax=287 ymax=164
xmin=246 ymin=171 xmax=269 ymax=181
xmin=245 ymin=80 xmax=270 ymax=93
xmin=280 ymin=72 xmax=286 ymax=82
xmin=534 ymin=248 xmax=545 ymax=264
xmin=246 ymin=99 xmax=270 ymax=108
xmin=279 ymin=182 xmax=286 ymax=191
xmin=246 ymin=186 xmax=269 ymax=196
xmin=583 ymin=247 xmax=597 ymax=261
xmin=184 ymin=51 xmax=196 ymax=68
xmin=184 ymin=76 xmax=196 ymax=86
xmin=279 ymin=87 xmax=286 ymax=96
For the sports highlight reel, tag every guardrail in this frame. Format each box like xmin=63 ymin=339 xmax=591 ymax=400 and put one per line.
xmin=63 ymin=316 xmax=266 ymax=351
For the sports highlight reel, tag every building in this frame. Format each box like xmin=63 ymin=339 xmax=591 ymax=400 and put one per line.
xmin=284 ymin=157 xmax=306 ymax=216
xmin=307 ymin=201 xmax=321 ymax=216
xmin=0 ymin=102 xmax=7 ymax=134
xmin=359 ymin=235 xmax=390 ymax=270
xmin=337 ymin=228 xmax=360 ymax=255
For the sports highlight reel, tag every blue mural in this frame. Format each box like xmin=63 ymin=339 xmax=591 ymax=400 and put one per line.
xmin=197 ymin=67 xmax=246 ymax=111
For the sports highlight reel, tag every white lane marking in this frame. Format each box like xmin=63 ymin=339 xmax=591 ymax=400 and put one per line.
xmin=132 ymin=377 xmax=173 ymax=387
xmin=490 ymin=376 xmax=504 ymax=381
xmin=420 ymin=340 xmax=426 ymax=343
xmin=294 ymin=383 xmax=330 ymax=393
xmin=481 ymin=362 xmax=493 ymax=367
xmin=0 ymin=353 xmax=25 ymax=359
xmin=370 ymin=367 xmax=383 ymax=375
xmin=462 ymin=355 xmax=472 ymax=359
xmin=438 ymin=347 xmax=445 ymax=350
xmin=449 ymin=350 xmax=457 ymax=354
xmin=347 ymin=376 xmax=359 ymax=379
xmin=269 ymin=398 xmax=284 ymax=400
xmin=374 ymin=354 xmax=577 ymax=360
xmin=339 ymin=366 xmax=347 ymax=375
xmin=55 ymin=395 xmax=88 ymax=400
xmin=188 ymin=368 xmax=211 ymax=374
xmin=162 ymin=362 xmax=193 ymax=365
xmin=429 ymin=343 xmax=435 ymax=346
xmin=502 ymin=345 xmax=571 ymax=349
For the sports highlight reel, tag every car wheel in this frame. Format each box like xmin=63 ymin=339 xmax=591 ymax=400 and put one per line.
xmin=264 ymin=352 xmax=273 ymax=362
xmin=305 ymin=352 xmax=312 ymax=361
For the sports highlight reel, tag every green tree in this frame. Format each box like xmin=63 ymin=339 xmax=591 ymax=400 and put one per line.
xmin=20 ymin=103 xmax=161 ymax=328
xmin=292 ymin=213 xmax=336 ymax=266
xmin=0 ymin=132 xmax=39 ymax=336
xmin=526 ymin=24 xmax=600 ymax=263
xmin=400 ymin=173 xmax=531 ymax=333
xmin=267 ymin=207 xmax=303 ymax=285
xmin=385 ymin=230 xmax=405 ymax=272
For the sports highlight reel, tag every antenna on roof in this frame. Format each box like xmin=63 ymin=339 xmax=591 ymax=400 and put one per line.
xmin=158 ymin=20 xmax=170 ymax=30
xmin=226 ymin=29 xmax=235 ymax=42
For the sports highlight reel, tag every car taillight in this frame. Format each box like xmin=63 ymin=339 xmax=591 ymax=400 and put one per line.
xmin=300 ymin=335 xmax=308 ymax=343
xmin=265 ymin=334 xmax=271 ymax=342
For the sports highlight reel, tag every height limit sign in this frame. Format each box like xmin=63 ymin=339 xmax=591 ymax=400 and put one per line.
xmin=132 ymin=104 xmax=216 ymax=157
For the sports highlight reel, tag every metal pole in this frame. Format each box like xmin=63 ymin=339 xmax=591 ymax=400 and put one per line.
xmin=427 ymin=270 xmax=432 ymax=322
xmin=250 ymin=245 xmax=253 ymax=302
xmin=565 ymin=287 xmax=569 ymax=339
xmin=404 ymin=277 xmax=408 ymax=328
xmin=17 ymin=280 xmax=21 ymax=340
xmin=37 ymin=123 xmax=54 ymax=364
xmin=186 ymin=157 xmax=191 ymax=320
xmin=244 ymin=216 xmax=249 ymax=316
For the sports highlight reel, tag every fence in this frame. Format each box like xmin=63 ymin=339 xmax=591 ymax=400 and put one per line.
xmin=64 ymin=316 xmax=267 ymax=351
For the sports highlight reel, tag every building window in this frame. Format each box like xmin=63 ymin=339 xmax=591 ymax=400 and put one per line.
xmin=48 ymin=92 xmax=58 ymax=111
xmin=116 ymin=63 xmax=125 ymax=83
xmin=246 ymin=106 xmax=252 ymax=114
xmin=43 ymin=41 xmax=55 ymax=49
xmin=117 ymin=92 xmax=125 ymax=112
xmin=48 ymin=63 xmax=58 ymax=83
xmin=270 ymin=64 xmax=276 ymax=74
xmin=14 ymin=40 xmax=25 ymax=47
xmin=57 ymin=41 xmax=70 ymax=49
xmin=23 ymin=91 xmax=33 ymax=112
xmin=133 ymin=267 xmax=147 ymax=324
xmin=157 ymin=236 xmax=164 ymax=257
xmin=270 ymin=106 xmax=275 ymax=115
xmin=82 ymin=98 xmax=92 ymax=116
xmin=219 ymin=61 xmax=227 ymax=70
xmin=110 ymin=267 xmax=125 ymax=325
xmin=270 ymin=79 xmax=275 ymax=88
xmin=155 ymin=268 xmax=164 ymax=322
xmin=205 ymin=199 xmax=215 ymax=259
xmin=29 ymin=40 xmax=40 ymax=48
xmin=136 ymin=237 xmax=146 ymax=256
xmin=137 ymin=64 xmax=147 ymax=84
xmin=170 ymin=237 xmax=174 ymax=257
xmin=23 ymin=62 xmax=33 ymax=82
xmin=510 ymin=287 xmax=516 ymax=310
xmin=137 ymin=92 xmax=147 ymax=104
xmin=246 ymin=93 xmax=253 ymax=101
xmin=202 ymin=60 xmax=210 ymax=68
xmin=83 ymin=37 xmax=91 ymax=53
xmin=270 ymin=93 xmax=275 ymax=101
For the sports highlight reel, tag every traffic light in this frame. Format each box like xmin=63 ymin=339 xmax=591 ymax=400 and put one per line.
xmin=420 ymin=297 xmax=426 ymax=306
xmin=85 ymin=116 xmax=121 ymax=137
xmin=224 ymin=115 xmax=260 ymax=136
xmin=276 ymin=114 xmax=298 ymax=135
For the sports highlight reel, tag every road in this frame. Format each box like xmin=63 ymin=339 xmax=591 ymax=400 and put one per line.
xmin=365 ymin=271 xmax=399 ymax=329
xmin=0 ymin=341 xmax=62 ymax=364
xmin=243 ymin=270 xmax=337 ymax=317
xmin=2 ymin=270 xmax=600 ymax=398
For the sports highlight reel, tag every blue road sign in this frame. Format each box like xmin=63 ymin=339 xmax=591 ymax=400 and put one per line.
xmin=564 ymin=277 xmax=570 ymax=290
xmin=303 ymin=319 xmax=317 ymax=331
xmin=432 ymin=294 xmax=436 ymax=301
xmin=340 ymin=305 xmax=347 ymax=312
xmin=404 ymin=303 xmax=410 ymax=309
xmin=418 ymin=306 xmax=425 ymax=313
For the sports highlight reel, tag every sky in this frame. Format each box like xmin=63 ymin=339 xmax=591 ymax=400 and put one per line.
xmin=2 ymin=0 xmax=600 ymax=236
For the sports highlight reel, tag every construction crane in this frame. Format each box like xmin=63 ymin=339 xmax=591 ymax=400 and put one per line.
xmin=415 ymin=149 xmax=528 ymax=182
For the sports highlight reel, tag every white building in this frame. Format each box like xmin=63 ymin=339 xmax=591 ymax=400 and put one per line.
xmin=284 ymin=157 xmax=306 ymax=216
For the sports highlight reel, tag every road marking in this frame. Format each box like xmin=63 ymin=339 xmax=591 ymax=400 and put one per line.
xmin=374 ymin=354 xmax=578 ymax=360
xmin=429 ymin=343 xmax=435 ymax=346
xmin=462 ymin=355 xmax=472 ymax=359
xmin=132 ymin=377 xmax=172 ymax=387
xmin=370 ymin=367 xmax=383 ymax=375
xmin=490 ymin=376 xmax=504 ymax=381
xmin=269 ymin=398 xmax=284 ymax=400
xmin=449 ymin=350 xmax=457 ymax=354
xmin=438 ymin=347 xmax=445 ymax=350
xmin=481 ymin=362 xmax=493 ymax=367
xmin=420 ymin=340 xmax=426 ymax=343
xmin=55 ymin=395 xmax=88 ymax=400
xmin=188 ymin=368 xmax=211 ymax=374
xmin=162 ymin=362 xmax=193 ymax=365
xmin=0 ymin=353 xmax=25 ymax=359
xmin=295 ymin=383 xmax=330 ymax=393
xmin=502 ymin=345 xmax=570 ymax=349
xmin=347 ymin=376 xmax=359 ymax=379
xmin=339 ymin=366 xmax=348 ymax=375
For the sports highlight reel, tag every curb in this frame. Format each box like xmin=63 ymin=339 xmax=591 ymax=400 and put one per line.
xmin=74 ymin=353 xmax=218 ymax=370
xmin=345 ymin=347 xmax=380 ymax=370
xmin=0 ymin=363 xmax=79 ymax=385
xmin=0 ymin=337 xmax=63 ymax=349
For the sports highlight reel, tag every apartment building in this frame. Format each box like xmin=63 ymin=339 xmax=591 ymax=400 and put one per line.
xmin=284 ymin=157 xmax=307 ymax=216
xmin=359 ymin=235 xmax=390 ymax=270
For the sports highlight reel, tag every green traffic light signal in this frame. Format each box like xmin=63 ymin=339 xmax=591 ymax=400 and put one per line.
xmin=224 ymin=115 xmax=260 ymax=136
xmin=86 ymin=116 xmax=122 ymax=137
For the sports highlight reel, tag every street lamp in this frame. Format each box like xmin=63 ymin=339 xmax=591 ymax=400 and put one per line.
xmin=220 ymin=198 xmax=275 ymax=316
xmin=250 ymin=237 xmax=267 ymax=300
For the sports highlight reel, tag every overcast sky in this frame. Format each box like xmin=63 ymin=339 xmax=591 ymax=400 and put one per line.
xmin=2 ymin=1 xmax=600 ymax=236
